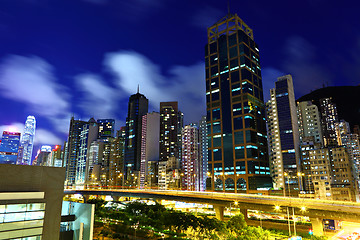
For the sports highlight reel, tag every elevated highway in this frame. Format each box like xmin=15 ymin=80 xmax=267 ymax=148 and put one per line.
xmin=65 ymin=189 xmax=360 ymax=235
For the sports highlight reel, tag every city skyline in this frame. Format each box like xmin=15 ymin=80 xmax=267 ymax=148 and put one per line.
xmin=0 ymin=1 xmax=359 ymax=151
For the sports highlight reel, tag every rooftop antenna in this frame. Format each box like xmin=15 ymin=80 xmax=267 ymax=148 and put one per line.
xmin=137 ymin=84 xmax=139 ymax=94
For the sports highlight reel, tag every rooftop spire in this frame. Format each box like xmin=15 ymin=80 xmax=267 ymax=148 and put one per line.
xmin=137 ymin=84 xmax=139 ymax=94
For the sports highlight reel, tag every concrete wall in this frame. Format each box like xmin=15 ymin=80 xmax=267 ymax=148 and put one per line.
xmin=0 ymin=164 xmax=65 ymax=239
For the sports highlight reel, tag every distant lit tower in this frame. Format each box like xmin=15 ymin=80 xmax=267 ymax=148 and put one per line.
xmin=33 ymin=145 xmax=52 ymax=166
xmin=182 ymin=124 xmax=200 ymax=191
xmin=206 ymin=13 xmax=271 ymax=192
xmin=266 ymin=75 xmax=300 ymax=191
xmin=199 ymin=116 xmax=208 ymax=191
xmin=320 ymin=98 xmax=339 ymax=147
xmin=124 ymin=91 xmax=149 ymax=185
xmin=0 ymin=131 xmax=21 ymax=164
xmin=19 ymin=115 xmax=36 ymax=165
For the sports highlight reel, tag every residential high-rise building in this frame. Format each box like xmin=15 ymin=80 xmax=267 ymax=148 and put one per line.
xmin=199 ymin=115 xmax=208 ymax=191
xmin=205 ymin=13 xmax=271 ymax=192
xmin=64 ymin=117 xmax=88 ymax=186
xmin=19 ymin=115 xmax=36 ymax=165
xmin=320 ymin=98 xmax=339 ymax=147
xmin=0 ymin=131 xmax=21 ymax=164
xmin=97 ymin=119 xmax=115 ymax=140
xmin=140 ymin=112 xmax=160 ymax=189
xmin=109 ymin=131 xmax=125 ymax=187
xmin=182 ymin=124 xmax=200 ymax=191
xmin=159 ymin=102 xmax=183 ymax=163
xmin=297 ymin=101 xmax=323 ymax=146
xmin=124 ymin=92 xmax=148 ymax=185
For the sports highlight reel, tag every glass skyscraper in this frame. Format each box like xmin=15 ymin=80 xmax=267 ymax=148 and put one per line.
xmin=124 ymin=92 xmax=148 ymax=186
xmin=205 ymin=13 xmax=271 ymax=192
xmin=19 ymin=115 xmax=36 ymax=165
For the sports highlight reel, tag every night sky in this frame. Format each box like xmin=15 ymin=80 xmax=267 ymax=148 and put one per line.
xmin=0 ymin=0 xmax=359 ymax=151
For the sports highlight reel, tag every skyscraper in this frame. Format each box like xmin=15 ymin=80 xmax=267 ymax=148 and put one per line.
xmin=124 ymin=92 xmax=148 ymax=185
xmin=0 ymin=131 xmax=21 ymax=164
xmin=140 ymin=112 xmax=160 ymax=189
xmin=159 ymin=102 xmax=183 ymax=164
xmin=199 ymin=115 xmax=208 ymax=191
xmin=266 ymin=75 xmax=300 ymax=190
xmin=320 ymin=98 xmax=339 ymax=147
xmin=19 ymin=115 xmax=36 ymax=165
xmin=205 ymin=13 xmax=271 ymax=192
xmin=182 ymin=124 xmax=200 ymax=191
xmin=64 ymin=117 xmax=88 ymax=186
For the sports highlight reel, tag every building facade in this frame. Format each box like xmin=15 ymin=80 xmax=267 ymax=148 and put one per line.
xmin=266 ymin=75 xmax=300 ymax=191
xmin=124 ymin=92 xmax=149 ymax=185
xmin=140 ymin=112 xmax=160 ymax=189
xmin=0 ymin=131 xmax=21 ymax=165
xmin=182 ymin=124 xmax=200 ymax=191
xmin=205 ymin=13 xmax=271 ymax=192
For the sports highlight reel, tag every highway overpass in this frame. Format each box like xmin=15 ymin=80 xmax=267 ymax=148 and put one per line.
xmin=65 ymin=189 xmax=360 ymax=236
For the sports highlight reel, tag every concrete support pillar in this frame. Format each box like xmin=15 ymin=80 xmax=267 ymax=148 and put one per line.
xmin=240 ymin=208 xmax=248 ymax=220
xmin=214 ymin=205 xmax=225 ymax=221
xmin=82 ymin=195 xmax=88 ymax=203
xmin=310 ymin=217 xmax=324 ymax=236
xmin=112 ymin=195 xmax=120 ymax=202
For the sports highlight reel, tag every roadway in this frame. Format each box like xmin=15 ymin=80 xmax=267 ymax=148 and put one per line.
xmin=64 ymin=189 xmax=360 ymax=223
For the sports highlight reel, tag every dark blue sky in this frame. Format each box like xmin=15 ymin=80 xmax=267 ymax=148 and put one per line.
xmin=0 ymin=0 xmax=359 ymax=149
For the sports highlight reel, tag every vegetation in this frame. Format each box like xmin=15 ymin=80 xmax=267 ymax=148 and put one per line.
xmin=91 ymin=199 xmax=271 ymax=239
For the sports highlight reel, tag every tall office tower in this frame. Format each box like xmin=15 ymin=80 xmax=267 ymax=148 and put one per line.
xmin=140 ymin=112 xmax=160 ymax=189
xmin=297 ymin=101 xmax=323 ymax=146
xmin=109 ymin=132 xmax=125 ymax=187
xmin=206 ymin=13 xmax=270 ymax=192
xmin=266 ymin=75 xmax=300 ymax=190
xmin=76 ymin=118 xmax=99 ymax=186
xmin=320 ymin=98 xmax=339 ymax=147
xmin=335 ymin=120 xmax=351 ymax=145
xmin=97 ymin=119 xmax=115 ymax=140
xmin=65 ymin=117 xmax=88 ymax=186
xmin=19 ymin=115 xmax=36 ymax=165
xmin=124 ymin=92 xmax=149 ymax=184
xmin=100 ymin=140 xmax=112 ymax=187
xmin=199 ymin=115 xmax=208 ymax=191
xmin=182 ymin=124 xmax=200 ymax=191
xmin=159 ymin=102 xmax=183 ymax=163
xmin=0 ymin=131 xmax=21 ymax=164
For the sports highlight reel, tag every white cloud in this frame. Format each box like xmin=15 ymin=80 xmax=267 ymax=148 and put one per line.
xmin=75 ymin=73 xmax=118 ymax=119
xmin=105 ymin=51 xmax=206 ymax=123
xmin=282 ymin=36 xmax=332 ymax=97
xmin=0 ymin=55 xmax=71 ymax=133
xmin=34 ymin=128 xmax=62 ymax=145
xmin=0 ymin=123 xmax=24 ymax=134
